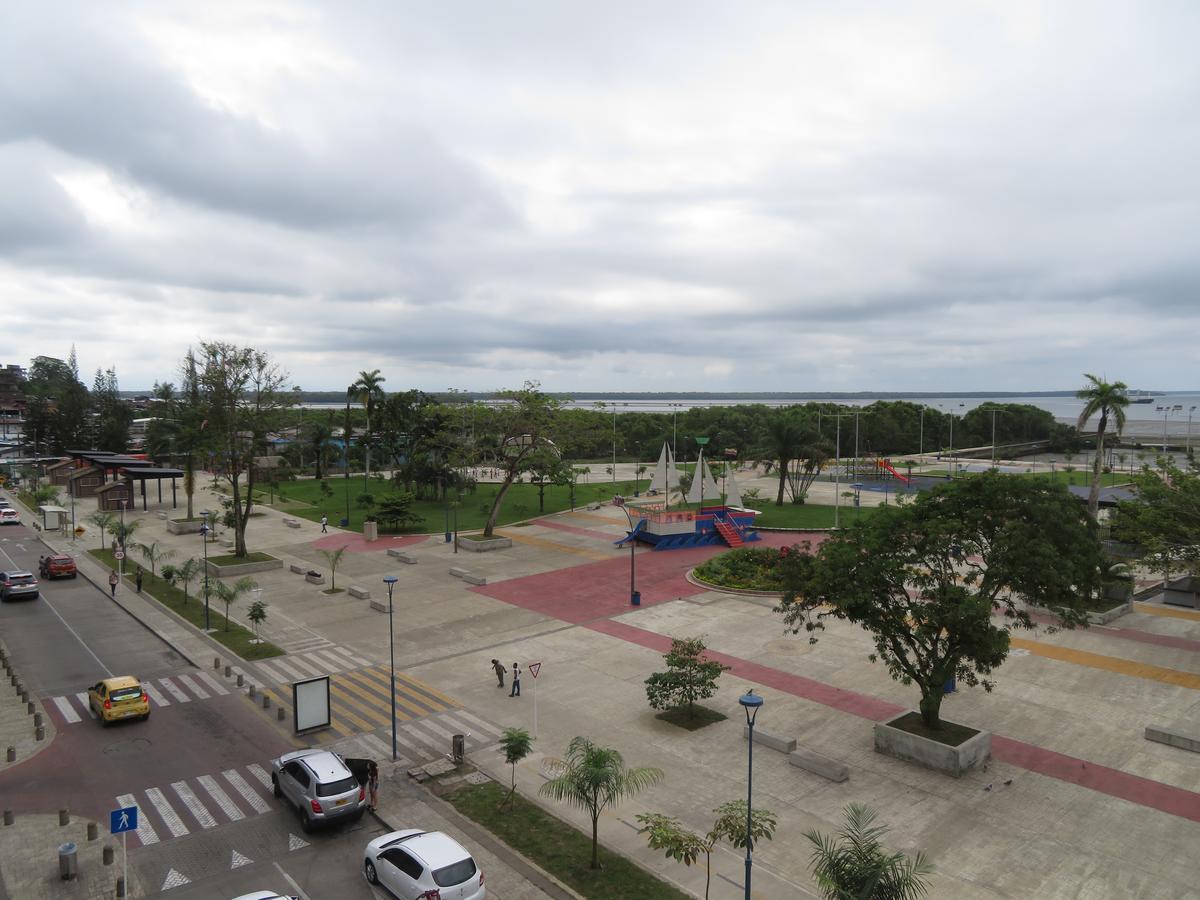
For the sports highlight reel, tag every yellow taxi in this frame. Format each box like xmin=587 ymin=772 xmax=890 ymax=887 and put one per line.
xmin=87 ymin=676 xmax=150 ymax=725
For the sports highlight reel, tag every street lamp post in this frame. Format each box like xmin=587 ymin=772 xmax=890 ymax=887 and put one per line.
xmin=1188 ymin=406 xmax=1197 ymax=456
xmin=739 ymin=690 xmax=763 ymax=900
xmin=200 ymin=510 xmax=211 ymax=631
xmin=383 ymin=575 xmax=399 ymax=761
xmin=918 ymin=407 xmax=925 ymax=462
xmin=118 ymin=499 xmax=128 ymax=586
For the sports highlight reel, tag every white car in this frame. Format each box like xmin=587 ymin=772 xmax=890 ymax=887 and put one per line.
xmin=0 ymin=509 xmax=19 ymax=525
xmin=364 ymin=830 xmax=485 ymax=900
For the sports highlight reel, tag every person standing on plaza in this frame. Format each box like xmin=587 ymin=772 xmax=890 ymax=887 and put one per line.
xmin=135 ymin=568 xmax=143 ymax=593
xmin=509 ymin=662 xmax=521 ymax=697
xmin=367 ymin=761 xmax=379 ymax=811
xmin=108 ymin=569 xmax=119 ymax=597
xmin=320 ymin=514 xmax=328 ymax=533
xmin=491 ymin=658 xmax=506 ymax=688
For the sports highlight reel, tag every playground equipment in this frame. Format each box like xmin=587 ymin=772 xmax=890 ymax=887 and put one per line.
xmin=877 ymin=458 xmax=911 ymax=484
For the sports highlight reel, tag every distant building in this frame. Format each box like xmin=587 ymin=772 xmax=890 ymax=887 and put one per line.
xmin=0 ymin=363 xmax=27 ymax=440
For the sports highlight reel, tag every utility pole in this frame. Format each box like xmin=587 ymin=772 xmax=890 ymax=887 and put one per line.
xmin=829 ymin=413 xmax=855 ymax=528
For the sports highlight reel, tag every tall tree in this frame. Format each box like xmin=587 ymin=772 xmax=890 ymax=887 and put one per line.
xmin=777 ymin=472 xmax=1103 ymax=729
xmin=1076 ymin=374 xmax=1130 ymax=519
xmin=760 ymin=412 xmax=805 ymax=506
xmin=804 ymin=803 xmax=934 ymax=900
xmin=479 ymin=382 xmax=562 ymax=536
xmin=91 ymin=366 xmax=133 ymax=451
xmin=194 ymin=342 xmax=292 ymax=557
xmin=1112 ymin=461 xmax=1200 ymax=581
xmin=349 ymin=369 xmax=386 ymax=485
xmin=539 ymin=736 xmax=664 ymax=870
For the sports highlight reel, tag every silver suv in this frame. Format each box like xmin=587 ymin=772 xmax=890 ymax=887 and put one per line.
xmin=0 ymin=571 xmax=39 ymax=601
xmin=270 ymin=749 xmax=366 ymax=832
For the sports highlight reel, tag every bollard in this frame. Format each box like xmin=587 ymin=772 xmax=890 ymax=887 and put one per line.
xmin=224 ymin=664 xmax=231 ymax=677
xmin=248 ymin=684 xmax=256 ymax=699
xmin=116 ymin=875 xmax=126 ymax=898
xmin=33 ymin=712 xmax=42 ymax=728
xmin=59 ymin=809 xmax=70 ymax=826
xmin=3 ymin=810 xmax=12 ymax=826
xmin=35 ymin=726 xmax=44 ymax=742
xmin=214 ymin=657 xmax=221 ymax=670
xmin=262 ymin=695 xmax=271 ymax=709
xmin=236 ymin=673 xmax=244 ymax=687
xmin=26 ymin=701 xmax=34 ymax=715
xmin=19 ymin=689 xmax=28 ymax=704
xmin=277 ymin=706 xmax=286 ymax=721
xmin=103 ymin=845 xmax=114 ymax=865
xmin=9 ymin=673 xmax=16 ymax=686
xmin=5 ymin=747 xmax=14 ymax=763
xmin=58 ymin=842 xmax=77 ymax=881
xmin=87 ymin=821 xmax=98 ymax=841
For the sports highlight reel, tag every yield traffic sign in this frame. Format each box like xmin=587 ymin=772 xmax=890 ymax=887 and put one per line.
xmin=529 ymin=662 xmax=542 ymax=678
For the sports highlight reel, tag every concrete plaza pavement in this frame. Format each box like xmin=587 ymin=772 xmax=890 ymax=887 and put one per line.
xmin=13 ymin=471 xmax=1200 ymax=898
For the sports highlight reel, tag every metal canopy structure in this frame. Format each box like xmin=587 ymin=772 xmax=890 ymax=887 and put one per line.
xmin=121 ymin=467 xmax=186 ymax=511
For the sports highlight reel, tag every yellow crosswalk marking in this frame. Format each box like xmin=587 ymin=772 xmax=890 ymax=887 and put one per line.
xmin=352 ymin=667 xmax=444 ymax=717
xmin=1009 ymin=637 xmax=1200 ymax=690
xmin=326 ymin=683 xmax=385 ymax=732
xmin=1134 ymin=601 xmax=1200 ymax=622
xmin=334 ymin=672 xmax=418 ymax=722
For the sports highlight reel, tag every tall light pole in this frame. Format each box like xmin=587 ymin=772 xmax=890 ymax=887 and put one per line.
xmin=118 ymin=499 xmax=128 ymax=586
xmin=830 ymin=413 xmax=853 ymax=528
xmin=980 ymin=405 xmax=1005 ymax=465
xmin=671 ymin=403 xmax=680 ymax=454
xmin=739 ymin=690 xmax=763 ymax=900
xmin=1188 ymin=406 xmax=1197 ymax=456
xmin=383 ymin=575 xmax=399 ymax=761
xmin=200 ymin=510 xmax=211 ymax=631
xmin=918 ymin=407 xmax=925 ymax=462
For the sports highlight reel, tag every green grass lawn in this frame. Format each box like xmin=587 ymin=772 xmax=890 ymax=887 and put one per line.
xmin=89 ymin=549 xmax=284 ymax=660
xmin=753 ymin=503 xmax=877 ymax=528
xmin=444 ymin=780 xmax=690 ymax=900
xmin=271 ymin=476 xmax=646 ymax=534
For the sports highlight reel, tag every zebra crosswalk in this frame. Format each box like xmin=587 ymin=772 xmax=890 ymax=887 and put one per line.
xmin=248 ymin=644 xmax=372 ymax=684
xmin=112 ymin=710 xmax=503 ymax=848
xmin=47 ymin=670 xmax=230 ymax=725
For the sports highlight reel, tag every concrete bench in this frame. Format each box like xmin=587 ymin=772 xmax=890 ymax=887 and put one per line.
xmin=305 ymin=573 xmax=325 ymax=585
xmin=1145 ymin=724 xmax=1200 ymax=753
xmin=743 ymin=725 xmax=796 ymax=754
xmin=789 ymin=747 xmax=849 ymax=782
xmin=348 ymin=585 xmax=371 ymax=599
xmin=369 ymin=599 xmax=388 ymax=613
xmin=462 ymin=573 xmax=487 ymax=586
xmin=449 ymin=567 xmax=469 ymax=578
xmin=283 ymin=518 xmax=302 ymax=528
xmin=587 ymin=502 xmax=601 ymax=511
xmin=387 ymin=548 xmax=417 ymax=564
xmin=289 ymin=564 xmax=307 ymax=575
xmin=156 ymin=512 xmax=168 ymax=520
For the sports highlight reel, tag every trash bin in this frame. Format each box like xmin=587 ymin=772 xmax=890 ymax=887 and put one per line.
xmin=943 ymin=677 xmax=956 ymax=694
xmin=452 ymin=734 xmax=465 ymax=764
xmin=58 ymin=842 xmax=77 ymax=881
xmin=339 ymin=517 xmax=349 ymax=527
xmin=631 ymin=591 xmax=641 ymax=606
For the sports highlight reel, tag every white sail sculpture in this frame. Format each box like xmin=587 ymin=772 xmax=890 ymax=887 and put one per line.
xmin=666 ymin=444 xmax=682 ymax=504
xmin=724 ymin=464 xmax=744 ymax=508
xmin=647 ymin=443 xmax=670 ymax=494
xmin=685 ymin=451 xmax=722 ymax=505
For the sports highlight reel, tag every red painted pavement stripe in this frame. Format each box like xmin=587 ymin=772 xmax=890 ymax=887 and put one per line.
xmin=585 ymin=619 xmax=1200 ymax=823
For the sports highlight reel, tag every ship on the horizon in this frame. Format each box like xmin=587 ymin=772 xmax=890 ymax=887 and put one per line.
xmin=1128 ymin=390 xmax=1158 ymax=404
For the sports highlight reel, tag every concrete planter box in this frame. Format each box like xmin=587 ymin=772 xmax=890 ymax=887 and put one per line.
xmin=1029 ymin=599 xmax=1132 ymax=625
xmin=456 ymin=535 xmax=512 ymax=553
xmin=166 ymin=518 xmax=207 ymax=535
xmin=874 ymin=713 xmax=991 ymax=777
xmin=363 ymin=521 xmax=378 ymax=541
xmin=305 ymin=573 xmax=325 ymax=585
xmin=205 ymin=557 xmax=283 ymax=578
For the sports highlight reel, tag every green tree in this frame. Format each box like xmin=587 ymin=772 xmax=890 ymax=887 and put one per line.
xmin=638 ymin=801 xmax=778 ymax=900
xmin=479 ymin=382 xmax=562 ymax=537
xmin=212 ymin=576 xmax=257 ymax=632
xmin=91 ymin=366 xmax=134 ymax=450
xmin=247 ymin=598 xmax=269 ymax=641
xmin=497 ymin=727 xmax=534 ymax=810
xmin=165 ymin=557 xmax=201 ymax=605
xmin=804 ymin=803 xmax=934 ymax=900
xmin=86 ymin=511 xmax=117 ymax=550
xmin=356 ymin=492 xmax=376 ymax=520
xmin=307 ymin=415 xmax=340 ymax=479
xmin=135 ymin=540 xmax=176 ymax=578
xmin=376 ymin=493 xmax=424 ymax=532
xmin=777 ymin=472 xmax=1103 ymax=729
xmin=644 ymin=637 xmax=730 ymax=720
xmin=319 ymin=544 xmax=350 ymax=591
xmin=539 ymin=736 xmax=665 ymax=870
xmin=1112 ymin=461 xmax=1200 ymax=581
xmin=760 ymin=412 xmax=805 ymax=506
xmin=349 ymin=369 xmax=386 ymax=485
xmin=1076 ymin=374 xmax=1130 ymax=519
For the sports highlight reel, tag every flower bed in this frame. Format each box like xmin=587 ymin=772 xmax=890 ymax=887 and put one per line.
xmin=692 ymin=546 xmax=791 ymax=591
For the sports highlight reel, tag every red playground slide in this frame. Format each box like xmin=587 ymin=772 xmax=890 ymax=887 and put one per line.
xmin=880 ymin=459 xmax=910 ymax=483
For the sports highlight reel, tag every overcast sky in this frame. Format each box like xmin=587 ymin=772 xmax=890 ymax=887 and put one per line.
xmin=3 ymin=2 xmax=1198 ymax=393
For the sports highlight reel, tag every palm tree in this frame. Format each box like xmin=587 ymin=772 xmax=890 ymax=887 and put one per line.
xmin=804 ymin=803 xmax=934 ymax=899
xmin=307 ymin=417 xmax=339 ymax=479
xmin=497 ymin=727 xmax=534 ymax=810
xmin=350 ymin=369 xmax=386 ymax=485
xmin=136 ymin=540 xmax=176 ymax=578
xmin=319 ymin=545 xmax=350 ymax=592
xmin=86 ymin=511 xmax=118 ymax=550
xmin=171 ymin=557 xmax=201 ymax=605
xmin=761 ymin=412 xmax=805 ymax=505
xmin=539 ymin=736 xmax=664 ymax=869
xmin=1076 ymin=374 xmax=1130 ymax=519
xmin=212 ymin=576 xmax=258 ymax=631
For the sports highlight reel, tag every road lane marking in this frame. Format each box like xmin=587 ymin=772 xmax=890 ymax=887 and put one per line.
xmin=273 ymin=659 xmax=310 ymax=682
xmin=417 ymin=716 xmax=458 ymax=743
xmin=255 ymin=660 xmax=288 ymax=684
xmin=145 ymin=787 xmax=189 ymax=838
xmin=161 ymin=869 xmax=191 ymax=889
xmin=171 ymin=781 xmax=217 ymax=829
xmin=53 ymin=697 xmax=81 ymax=723
xmin=197 ymin=775 xmax=245 ymax=821
xmin=196 ymin=671 xmax=229 ymax=695
xmin=232 ymin=849 xmax=254 ymax=868
xmin=159 ymin=678 xmax=191 ymax=703
xmin=305 ymin=650 xmax=344 ymax=673
xmin=246 ymin=763 xmax=273 ymax=790
xmin=398 ymin=722 xmax=447 ymax=759
xmin=115 ymin=793 xmax=159 ymax=845
xmin=445 ymin=708 xmax=497 ymax=738
xmin=222 ymin=769 xmax=270 ymax=814
xmin=358 ymin=732 xmax=395 ymax=760
xmin=176 ymin=674 xmax=210 ymax=699
xmin=141 ymin=682 xmax=169 ymax=706
xmin=286 ymin=656 xmax=325 ymax=678
xmin=272 ymin=862 xmax=312 ymax=900
xmin=33 ymin=594 xmax=112 ymax=677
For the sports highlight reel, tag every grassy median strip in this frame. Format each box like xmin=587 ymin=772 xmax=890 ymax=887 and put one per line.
xmin=444 ymin=780 xmax=689 ymax=900
xmin=88 ymin=549 xmax=285 ymax=660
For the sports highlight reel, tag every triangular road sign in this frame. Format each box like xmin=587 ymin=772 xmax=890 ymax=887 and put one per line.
xmin=162 ymin=868 xmax=192 ymax=890
xmin=231 ymin=850 xmax=254 ymax=869
xmin=528 ymin=662 xmax=542 ymax=678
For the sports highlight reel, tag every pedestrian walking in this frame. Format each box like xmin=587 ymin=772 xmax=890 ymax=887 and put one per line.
xmin=135 ymin=569 xmax=143 ymax=593
xmin=108 ymin=569 xmax=119 ymax=598
xmin=509 ymin=662 xmax=521 ymax=697
xmin=367 ymin=761 xmax=379 ymax=811
xmin=491 ymin=658 xmax=506 ymax=688
xmin=320 ymin=514 xmax=328 ymax=533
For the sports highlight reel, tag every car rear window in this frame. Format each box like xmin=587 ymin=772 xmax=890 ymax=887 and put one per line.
xmin=433 ymin=857 xmax=477 ymax=887
xmin=10 ymin=575 xmax=35 ymax=585
xmin=110 ymin=687 xmax=144 ymax=702
xmin=316 ymin=776 xmax=357 ymax=797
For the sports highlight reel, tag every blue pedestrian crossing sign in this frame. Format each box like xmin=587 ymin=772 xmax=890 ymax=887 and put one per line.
xmin=110 ymin=805 xmax=138 ymax=835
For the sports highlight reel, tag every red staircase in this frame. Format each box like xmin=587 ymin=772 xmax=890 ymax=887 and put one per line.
xmin=714 ymin=520 xmax=744 ymax=548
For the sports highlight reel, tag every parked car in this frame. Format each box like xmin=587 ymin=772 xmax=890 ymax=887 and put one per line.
xmin=270 ymin=749 xmax=367 ymax=832
xmin=363 ymin=830 xmax=486 ymax=900
xmin=0 ymin=571 xmax=39 ymax=601
xmin=39 ymin=554 xmax=77 ymax=579
xmin=0 ymin=508 xmax=19 ymax=525
xmin=87 ymin=676 xmax=150 ymax=724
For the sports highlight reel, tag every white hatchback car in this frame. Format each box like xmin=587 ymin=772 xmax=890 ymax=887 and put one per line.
xmin=364 ymin=829 xmax=485 ymax=900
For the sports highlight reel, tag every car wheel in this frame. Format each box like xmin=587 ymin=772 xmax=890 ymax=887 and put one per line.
xmin=141 ymin=711 xmax=150 ymax=721
xmin=272 ymin=775 xmax=282 ymax=798
xmin=364 ymin=859 xmax=378 ymax=884
xmin=300 ymin=808 xmax=314 ymax=833
xmin=71 ymin=572 xmax=77 ymax=578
